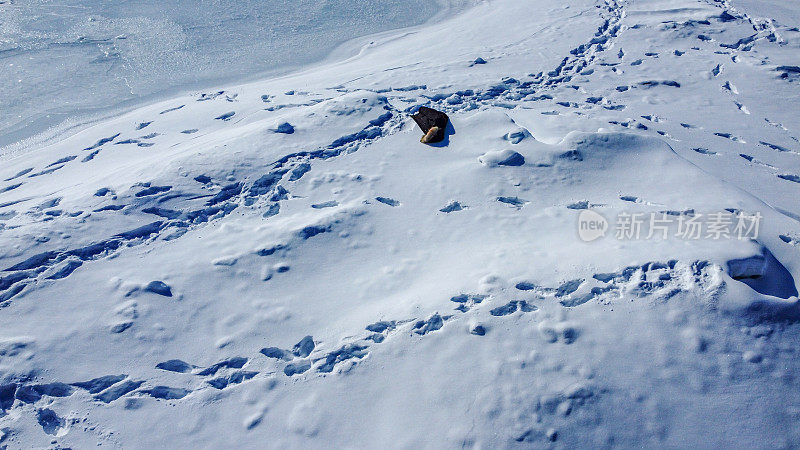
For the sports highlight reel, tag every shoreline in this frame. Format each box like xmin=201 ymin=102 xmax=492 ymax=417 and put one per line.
xmin=0 ymin=0 xmax=479 ymax=158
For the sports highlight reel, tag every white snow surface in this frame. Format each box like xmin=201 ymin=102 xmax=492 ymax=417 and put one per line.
xmin=1 ymin=0 xmax=800 ymax=447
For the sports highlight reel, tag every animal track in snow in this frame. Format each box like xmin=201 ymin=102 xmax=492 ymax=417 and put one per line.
xmin=215 ymin=111 xmax=235 ymax=121
xmin=46 ymin=155 xmax=77 ymax=167
xmin=375 ymin=197 xmax=400 ymax=207
xmin=566 ymin=200 xmax=589 ymax=210
xmin=28 ymin=165 xmax=65 ymax=178
xmin=739 ymin=153 xmax=775 ymax=169
xmin=83 ymin=133 xmax=120 ymax=151
xmin=0 ymin=183 xmax=22 ymax=194
xmin=714 ymin=132 xmax=745 ymax=143
xmin=497 ymin=196 xmax=528 ymax=208
xmin=734 ymin=101 xmax=750 ymax=114
xmin=722 ymin=80 xmax=739 ymax=94
xmin=777 ymin=174 xmax=800 ymax=183
xmin=450 ymin=294 xmax=487 ymax=312
xmin=439 ymin=201 xmax=466 ymax=213
xmin=759 ymin=141 xmax=798 ymax=154
xmin=637 ymin=80 xmax=681 ymax=88
xmin=692 ymin=147 xmax=718 ymax=155
xmin=490 ymin=300 xmax=537 ymax=316
xmin=160 ymin=105 xmax=184 ymax=114
xmin=3 ymin=168 xmax=33 ymax=181
xmin=311 ymin=201 xmax=338 ymax=209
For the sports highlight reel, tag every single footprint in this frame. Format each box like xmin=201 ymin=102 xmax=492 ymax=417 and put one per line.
xmin=714 ymin=132 xmax=744 ymax=143
xmin=620 ymin=195 xmax=641 ymax=203
xmin=566 ymin=200 xmax=589 ymax=210
xmin=759 ymin=141 xmax=795 ymax=153
xmin=497 ymin=196 xmax=527 ymax=208
xmin=777 ymin=174 xmax=800 ymax=183
xmin=722 ymin=81 xmax=739 ymax=94
xmin=375 ymin=197 xmax=400 ymax=207
xmin=739 ymin=154 xmax=775 ymax=169
xmin=160 ymin=105 xmax=185 ymax=114
xmin=779 ymin=234 xmax=799 ymax=245
xmin=439 ymin=201 xmax=466 ymax=213
xmin=311 ymin=201 xmax=338 ymax=209
xmin=215 ymin=111 xmax=236 ymax=121
xmin=4 ymin=167 xmax=33 ymax=181
xmin=734 ymin=101 xmax=750 ymax=114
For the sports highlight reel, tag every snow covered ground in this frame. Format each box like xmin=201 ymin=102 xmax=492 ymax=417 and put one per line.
xmin=1 ymin=0 xmax=800 ymax=447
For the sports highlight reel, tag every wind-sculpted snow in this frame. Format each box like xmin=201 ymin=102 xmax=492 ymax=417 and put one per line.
xmin=0 ymin=256 xmax=731 ymax=431
xmin=1 ymin=0 xmax=800 ymax=446
xmin=0 ymin=94 xmax=403 ymax=306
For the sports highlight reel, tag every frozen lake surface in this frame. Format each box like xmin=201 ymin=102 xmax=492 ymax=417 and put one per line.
xmin=0 ymin=0 xmax=471 ymax=148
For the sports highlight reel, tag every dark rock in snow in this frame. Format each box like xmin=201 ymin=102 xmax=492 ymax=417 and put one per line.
xmin=411 ymin=107 xmax=449 ymax=144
